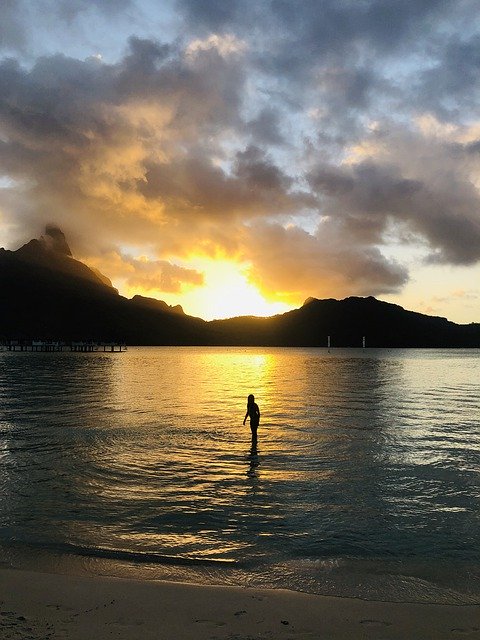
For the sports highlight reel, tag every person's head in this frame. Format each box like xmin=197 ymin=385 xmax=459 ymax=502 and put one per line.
xmin=247 ymin=394 xmax=255 ymax=404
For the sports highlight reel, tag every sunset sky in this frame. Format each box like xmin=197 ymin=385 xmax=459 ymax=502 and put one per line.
xmin=0 ymin=0 xmax=479 ymax=322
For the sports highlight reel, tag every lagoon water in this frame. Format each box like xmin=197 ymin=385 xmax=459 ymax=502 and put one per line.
xmin=0 ymin=346 xmax=479 ymax=603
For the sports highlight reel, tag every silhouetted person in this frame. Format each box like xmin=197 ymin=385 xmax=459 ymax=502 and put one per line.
xmin=243 ymin=394 xmax=260 ymax=441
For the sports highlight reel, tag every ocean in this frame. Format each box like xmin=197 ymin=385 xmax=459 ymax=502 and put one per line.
xmin=0 ymin=346 xmax=479 ymax=604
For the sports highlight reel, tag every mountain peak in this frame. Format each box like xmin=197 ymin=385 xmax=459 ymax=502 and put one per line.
xmin=13 ymin=226 xmax=118 ymax=294
xmin=17 ymin=225 xmax=72 ymax=261
xmin=131 ymin=294 xmax=185 ymax=315
xmin=42 ymin=225 xmax=72 ymax=257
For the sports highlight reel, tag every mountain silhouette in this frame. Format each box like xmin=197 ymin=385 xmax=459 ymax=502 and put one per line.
xmin=1 ymin=227 xmax=479 ymax=347
xmin=210 ymin=296 xmax=480 ymax=347
xmin=0 ymin=227 xmax=206 ymax=344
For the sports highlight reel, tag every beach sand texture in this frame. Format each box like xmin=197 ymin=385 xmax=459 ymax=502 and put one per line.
xmin=1 ymin=569 xmax=479 ymax=639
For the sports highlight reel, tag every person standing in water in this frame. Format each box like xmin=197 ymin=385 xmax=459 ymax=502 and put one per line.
xmin=243 ymin=394 xmax=260 ymax=440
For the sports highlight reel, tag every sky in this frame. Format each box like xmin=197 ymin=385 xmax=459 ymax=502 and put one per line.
xmin=0 ymin=0 xmax=479 ymax=322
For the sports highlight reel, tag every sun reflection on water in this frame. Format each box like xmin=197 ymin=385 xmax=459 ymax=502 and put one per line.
xmin=0 ymin=347 xmax=479 ymax=600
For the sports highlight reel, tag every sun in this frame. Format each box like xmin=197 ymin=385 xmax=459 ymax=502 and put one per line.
xmin=174 ymin=259 xmax=291 ymax=320
xmin=117 ymin=256 xmax=292 ymax=321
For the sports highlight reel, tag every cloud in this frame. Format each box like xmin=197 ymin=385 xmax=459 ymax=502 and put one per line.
xmin=83 ymin=251 xmax=203 ymax=294
xmin=177 ymin=0 xmax=480 ymax=140
xmin=1 ymin=0 xmax=480 ymax=312
xmin=433 ymin=289 xmax=480 ymax=303
xmin=0 ymin=36 xmax=308 ymax=276
xmin=245 ymin=107 xmax=285 ymax=146
xmin=307 ymin=119 xmax=480 ymax=266
xmin=242 ymin=221 xmax=408 ymax=304
xmin=185 ymin=33 xmax=247 ymax=58
xmin=120 ymin=256 xmax=204 ymax=293
xmin=176 ymin=0 xmax=244 ymax=31
xmin=177 ymin=0 xmax=460 ymax=69
xmin=138 ymin=146 xmax=308 ymax=223
xmin=415 ymin=34 xmax=480 ymax=120
xmin=0 ymin=1 xmax=27 ymax=54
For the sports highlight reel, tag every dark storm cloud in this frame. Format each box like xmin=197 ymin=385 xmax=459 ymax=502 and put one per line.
xmin=176 ymin=0 xmax=244 ymax=30
xmin=123 ymin=36 xmax=172 ymax=72
xmin=416 ymin=34 xmax=480 ymax=119
xmin=234 ymin=146 xmax=293 ymax=192
xmin=139 ymin=150 xmax=309 ymax=223
xmin=0 ymin=35 xmax=237 ymax=164
xmin=176 ymin=0 xmax=476 ymax=129
xmin=308 ymin=65 xmax=389 ymax=143
xmin=246 ymin=108 xmax=285 ymax=146
xmin=178 ymin=0 xmax=455 ymax=64
xmin=309 ymin=153 xmax=480 ymax=265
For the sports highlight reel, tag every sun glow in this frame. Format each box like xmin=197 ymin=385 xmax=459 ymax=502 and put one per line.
xmin=163 ymin=259 xmax=291 ymax=320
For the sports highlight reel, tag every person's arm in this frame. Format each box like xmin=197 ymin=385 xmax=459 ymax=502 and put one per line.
xmin=243 ymin=409 xmax=249 ymax=425
xmin=256 ymin=404 xmax=260 ymax=421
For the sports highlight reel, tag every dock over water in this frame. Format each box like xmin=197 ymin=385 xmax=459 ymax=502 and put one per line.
xmin=1 ymin=341 xmax=127 ymax=352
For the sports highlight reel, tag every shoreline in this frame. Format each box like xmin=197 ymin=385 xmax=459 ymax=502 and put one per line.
xmin=2 ymin=567 xmax=479 ymax=639
xmin=3 ymin=539 xmax=479 ymax=606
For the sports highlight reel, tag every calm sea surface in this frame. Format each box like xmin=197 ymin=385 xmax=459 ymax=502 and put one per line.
xmin=0 ymin=347 xmax=479 ymax=603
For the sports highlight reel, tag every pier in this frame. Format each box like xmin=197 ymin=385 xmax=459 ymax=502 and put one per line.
xmin=1 ymin=341 xmax=126 ymax=352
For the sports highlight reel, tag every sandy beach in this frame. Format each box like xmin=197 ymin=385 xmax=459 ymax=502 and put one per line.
xmin=0 ymin=568 xmax=479 ymax=640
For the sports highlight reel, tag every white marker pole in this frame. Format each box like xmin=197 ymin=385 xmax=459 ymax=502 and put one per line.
xmin=362 ymin=336 xmax=366 ymax=348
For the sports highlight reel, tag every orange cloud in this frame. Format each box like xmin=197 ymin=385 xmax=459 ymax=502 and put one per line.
xmin=83 ymin=250 xmax=203 ymax=294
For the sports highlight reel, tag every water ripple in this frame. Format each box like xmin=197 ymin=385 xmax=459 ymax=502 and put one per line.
xmin=0 ymin=347 xmax=479 ymax=603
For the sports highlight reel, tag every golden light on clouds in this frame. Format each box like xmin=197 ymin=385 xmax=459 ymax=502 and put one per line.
xmin=122 ymin=258 xmax=291 ymax=320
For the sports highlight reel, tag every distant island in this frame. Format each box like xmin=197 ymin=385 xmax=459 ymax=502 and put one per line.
xmin=1 ymin=226 xmax=479 ymax=347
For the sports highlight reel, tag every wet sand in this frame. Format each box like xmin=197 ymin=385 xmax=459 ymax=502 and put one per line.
xmin=1 ymin=568 xmax=479 ymax=639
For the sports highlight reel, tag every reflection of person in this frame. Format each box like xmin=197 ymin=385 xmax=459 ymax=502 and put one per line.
xmin=243 ymin=394 xmax=260 ymax=439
